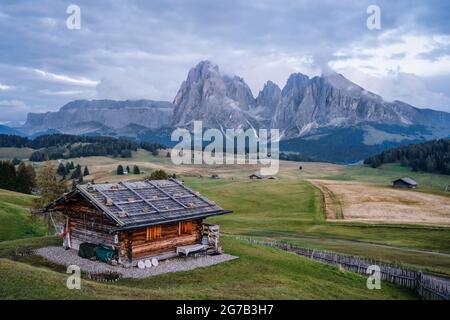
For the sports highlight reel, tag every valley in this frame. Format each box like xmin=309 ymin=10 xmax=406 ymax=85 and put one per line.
xmin=0 ymin=148 xmax=449 ymax=299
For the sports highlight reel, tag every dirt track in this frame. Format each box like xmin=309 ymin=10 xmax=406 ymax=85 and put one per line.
xmin=308 ymin=179 xmax=450 ymax=226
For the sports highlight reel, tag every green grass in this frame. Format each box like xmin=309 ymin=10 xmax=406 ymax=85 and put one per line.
xmin=324 ymin=163 xmax=450 ymax=195
xmin=0 ymin=237 xmax=415 ymax=300
xmin=186 ymin=178 xmax=450 ymax=252
xmin=184 ymin=177 xmax=450 ymax=276
xmin=0 ymin=157 xmax=448 ymax=299
xmin=0 ymin=189 xmax=46 ymax=242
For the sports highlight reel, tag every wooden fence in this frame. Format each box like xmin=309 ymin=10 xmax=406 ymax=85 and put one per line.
xmin=234 ymin=236 xmax=450 ymax=300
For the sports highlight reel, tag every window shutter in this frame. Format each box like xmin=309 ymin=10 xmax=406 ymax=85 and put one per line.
xmin=146 ymin=225 xmax=162 ymax=241
xmin=179 ymin=221 xmax=193 ymax=234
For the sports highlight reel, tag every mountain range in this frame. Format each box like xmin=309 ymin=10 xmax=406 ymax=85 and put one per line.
xmin=7 ymin=60 xmax=450 ymax=163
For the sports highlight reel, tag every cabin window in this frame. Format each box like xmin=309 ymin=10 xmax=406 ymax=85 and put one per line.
xmin=178 ymin=221 xmax=192 ymax=235
xmin=146 ymin=225 xmax=162 ymax=241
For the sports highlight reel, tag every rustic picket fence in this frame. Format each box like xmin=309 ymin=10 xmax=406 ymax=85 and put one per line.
xmin=234 ymin=236 xmax=450 ymax=300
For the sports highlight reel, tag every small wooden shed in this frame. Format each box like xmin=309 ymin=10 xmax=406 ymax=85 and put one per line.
xmin=249 ymin=174 xmax=277 ymax=180
xmin=393 ymin=177 xmax=418 ymax=189
xmin=249 ymin=174 xmax=264 ymax=180
xmin=43 ymin=179 xmax=231 ymax=266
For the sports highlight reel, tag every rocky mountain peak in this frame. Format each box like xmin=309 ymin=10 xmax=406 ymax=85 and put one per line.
xmin=282 ymin=73 xmax=310 ymax=96
xmin=253 ymin=81 xmax=282 ymax=122
xmin=19 ymin=60 xmax=450 ymax=151
xmin=185 ymin=60 xmax=220 ymax=83
xmin=172 ymin=60 xmax=258 ymax=130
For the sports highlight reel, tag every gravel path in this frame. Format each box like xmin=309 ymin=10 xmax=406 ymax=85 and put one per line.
xmin=35 ymin=247 xmax=238 ymax=279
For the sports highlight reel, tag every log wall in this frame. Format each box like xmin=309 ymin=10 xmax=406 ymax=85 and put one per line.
xmin=122 ymin=219 xmax=203 ymax=261
xmin=64 ymin=197 xmax=117 ymax=249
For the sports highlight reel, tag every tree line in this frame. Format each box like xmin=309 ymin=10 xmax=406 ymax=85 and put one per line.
xmin=279 ymin=152 xmax=313 ymax=162
xmin=364 ymin=138 xmax=450 ymax=175
xmin=116 ymin=164 xmax=141 ymax=175
xmin=0 ymin=159 xmax=92 ymax=195
xmin=0 ymin=160 xmax=36 ymax=194
xmin=0 ymin=134 xmax=165 ymax=162
xmin=116 ymin=166 xmax=175 ymax=180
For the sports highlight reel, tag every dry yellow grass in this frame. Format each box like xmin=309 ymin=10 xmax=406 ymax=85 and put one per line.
xmin=309 ymin=179 xmax=450 ymax=226
xmin=63 ymin=149 xmax=345 ymax=183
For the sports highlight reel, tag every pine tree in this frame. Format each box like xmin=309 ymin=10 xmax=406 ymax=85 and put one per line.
xmin=83 ymin=166 xmax=90 ymax=176
xmin=133 ymin=165 xmax=140 ymax=174
xmin=11 ymin=157 xmax=21 ymax=166
xmin=0 ymin=160 xmax=17 ymax=191
xmin=57 ymin=163 xmax=66 ymax=176
xmin=126 ymin=166 xmax=130 ymax=174
xmin=16 ymin=162 xmax=34 ymax=194
xmin=71 ymin=164 xmax=81 ymax=179
xmin=117 ymin=165 xmax=124 ymax=175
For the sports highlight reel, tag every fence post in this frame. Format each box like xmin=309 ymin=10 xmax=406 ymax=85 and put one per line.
xmin=415 ymin=272 xmax=423 ymax=299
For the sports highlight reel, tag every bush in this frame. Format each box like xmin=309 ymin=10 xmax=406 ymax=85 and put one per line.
xmin=147 ymin=169 xmax=168 ymax=180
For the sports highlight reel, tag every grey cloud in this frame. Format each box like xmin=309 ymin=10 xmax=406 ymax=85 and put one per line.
xmin=0 ymin=0 xmax=449 ymax=121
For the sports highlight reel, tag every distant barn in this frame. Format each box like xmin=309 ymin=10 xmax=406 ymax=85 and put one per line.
xmin=43 ymin=179 xmax=231 ymax=266
xmin=249 ymin=174 xmax=278 ymax=180
xmin=393 ymin=177 xmax=418 ymax=189
xmin=249 ymin=174 xmax=264 ymax=180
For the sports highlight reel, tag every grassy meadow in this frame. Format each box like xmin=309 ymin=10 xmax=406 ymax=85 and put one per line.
xmin=322 ymin=163 xmax=450 ymax=194
xmin=0 ymin=148 xmax=449 ymax=299
xmin=0 ymin=236 xmax=415 ymax=300
xmin=0 ymin=189 xmax=46 ymax=241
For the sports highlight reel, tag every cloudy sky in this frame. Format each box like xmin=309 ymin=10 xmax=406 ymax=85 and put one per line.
xmin=1 ymin=0 xmax=450 ymax=123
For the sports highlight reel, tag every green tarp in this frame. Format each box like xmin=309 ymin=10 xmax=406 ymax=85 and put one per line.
xmin=78 ymin=243 xmax=118 ymax=263
xmin=95 ymin=245 xmax=118 ymax=263
xmin=78 ymin=243 xmax=97 ymax=259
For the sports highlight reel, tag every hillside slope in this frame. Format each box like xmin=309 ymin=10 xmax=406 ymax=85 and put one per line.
xmin=0 ymin=189 xmax=46 ymax=241
xmin=0 ymin=237 xmax=415 ymax=300
xmin=364 ymin=138 xmax=450 ymax=174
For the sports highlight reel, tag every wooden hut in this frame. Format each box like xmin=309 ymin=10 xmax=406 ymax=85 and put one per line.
xmin=43 ymin=179 xmax=231 ymax=266
xmin=249 ymin=174 xmax=264 ymax=180
xmin=249 ymin=174 xmax=277 ymax=180
xmin=393 ymin=177 xmax=418 ymax=189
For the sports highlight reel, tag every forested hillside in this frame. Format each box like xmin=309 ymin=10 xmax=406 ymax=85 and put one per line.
xmin=0 ymin=134 xmax=165 ymax=161
xmin=364 ymin=138 xmax=450 ymax=175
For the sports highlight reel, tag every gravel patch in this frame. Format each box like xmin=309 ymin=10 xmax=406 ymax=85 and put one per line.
xmin=35 ymin=247 xmax=238 ymax=279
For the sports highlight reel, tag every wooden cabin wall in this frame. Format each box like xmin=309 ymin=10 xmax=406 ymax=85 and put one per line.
xmin=121 ymin=219 xmax=203 ymax=260
xmin=63 ymin=199 xmax=117 ymax=250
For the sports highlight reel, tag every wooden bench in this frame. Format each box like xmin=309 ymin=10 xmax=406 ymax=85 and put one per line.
xmin=176 ymin=244 xmax=208 ymax=257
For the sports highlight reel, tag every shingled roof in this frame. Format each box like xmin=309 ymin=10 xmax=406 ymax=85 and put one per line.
xmin=393 ymin=177 xmax=418 ymax=186
xmin=45 ymin=179 xmax=231 ymax=230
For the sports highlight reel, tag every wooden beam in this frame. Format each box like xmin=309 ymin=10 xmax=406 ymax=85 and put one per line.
xmin=119 ymin=181 xmax=162 ymax=213
xmin=146 ymin=180 xmax=189 ymax=209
